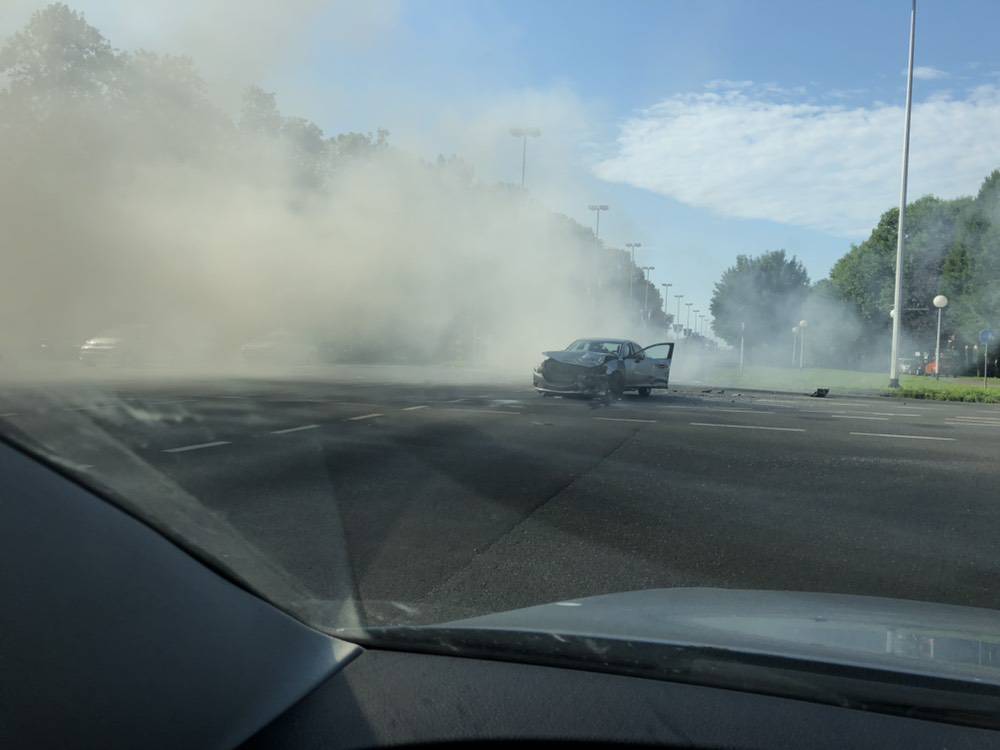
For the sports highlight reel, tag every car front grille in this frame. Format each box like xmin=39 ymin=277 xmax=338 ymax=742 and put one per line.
xmin=543 ymin=359 xmax=597 ymax=384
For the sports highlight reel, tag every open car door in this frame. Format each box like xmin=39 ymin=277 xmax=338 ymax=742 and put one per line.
xmin=639 ymin=342 xmax=674 ymax=387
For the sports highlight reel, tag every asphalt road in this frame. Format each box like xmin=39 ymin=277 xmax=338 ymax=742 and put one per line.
xmin=3 ymin=368 xmax=1000 ymax=626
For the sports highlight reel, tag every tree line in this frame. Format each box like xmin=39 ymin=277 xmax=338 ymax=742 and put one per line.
xmin=711 ymin=171 xmax=1000 ymax=371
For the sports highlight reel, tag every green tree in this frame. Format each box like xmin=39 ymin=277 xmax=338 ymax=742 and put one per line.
xmin=0 ymin=3 xmax=118 ymax=114
xmin=709 ymin=250 xmax=810 ymax=350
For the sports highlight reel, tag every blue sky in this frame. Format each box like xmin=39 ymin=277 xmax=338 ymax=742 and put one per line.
xmin=7 ymin=0 xmax=1000 ymax=313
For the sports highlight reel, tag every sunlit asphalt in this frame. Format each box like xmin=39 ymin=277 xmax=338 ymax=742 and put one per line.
xmin=3 ymin=368 xmax=1000 ymax=625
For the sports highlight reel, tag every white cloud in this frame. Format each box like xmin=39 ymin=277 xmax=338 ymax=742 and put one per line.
xmin=595 ymin=83 xmax=1000 ymax=236
xmin=911 ymin=66 xmax=949 ymax=80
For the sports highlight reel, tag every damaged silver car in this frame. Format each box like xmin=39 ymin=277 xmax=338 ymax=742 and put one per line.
xmin=533 ymin=338 xmax=674 ymax=398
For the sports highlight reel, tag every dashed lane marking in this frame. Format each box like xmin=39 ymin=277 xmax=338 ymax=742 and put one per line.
xmin=163 ymin=440 xmax=231 ymax=453
xmin=850 ymin=432 xmax=956 ymax=442
xmin=401 ymin=405 xmax=429 ymax=411
xmin=689 ymin=422 xmax=805 ymax=432
xmin=593 ymin=417 xmax=657 ymax=424
xmin=347 ymin=413 xmax=383 ymax=421
xmin=830 ymin=415 xmax=889 ymax=421
xmin=270 ymin=424 xmax=320 ymax=434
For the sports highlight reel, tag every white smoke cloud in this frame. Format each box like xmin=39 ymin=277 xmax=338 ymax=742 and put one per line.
xmin=595 ymin=82 xmax=1000 ymax=237
xmin=0 ymin=0 xmax=400 ymax=88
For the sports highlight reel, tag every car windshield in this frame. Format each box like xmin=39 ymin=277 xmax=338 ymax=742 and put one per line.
xmin=567 ymin=340 xmax=623 ymax=354
xmin=4 ymin=0 xmax=1000 ymax=695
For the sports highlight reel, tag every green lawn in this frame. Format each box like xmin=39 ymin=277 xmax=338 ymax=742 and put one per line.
xmin=699 ymin=365 xmax=1000 ymax=402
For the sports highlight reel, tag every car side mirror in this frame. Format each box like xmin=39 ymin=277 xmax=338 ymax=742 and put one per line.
xmin=634 ymin=352 xmax=645 ymax=361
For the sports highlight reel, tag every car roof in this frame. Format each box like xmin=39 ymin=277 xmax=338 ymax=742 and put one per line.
xmin=578 ymin=338 xmax=629 ymax=344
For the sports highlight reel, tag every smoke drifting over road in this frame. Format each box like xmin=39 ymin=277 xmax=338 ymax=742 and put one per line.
xmin=0 ymin=4 xmax=643 ymax=378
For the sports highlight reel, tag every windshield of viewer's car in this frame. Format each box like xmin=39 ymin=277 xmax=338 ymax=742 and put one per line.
xmin=3 ymin=0 xmax=1000 ymax=685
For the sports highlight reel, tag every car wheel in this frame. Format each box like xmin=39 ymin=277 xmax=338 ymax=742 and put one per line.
xmin=637 ymin=387 xmax=652 ymax=397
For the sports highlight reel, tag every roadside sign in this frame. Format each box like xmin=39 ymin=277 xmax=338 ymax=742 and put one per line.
xmin=980 ymin=329 xmax=994 ymax=345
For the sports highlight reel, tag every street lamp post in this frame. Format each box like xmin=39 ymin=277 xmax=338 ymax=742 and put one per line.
xmin=625 ymin=242 xmax=641 ymax=305
xmin=888 ymin=0 xmax=917 ymax=388
xmin=932 ymin=294 xmax=948 ymax=380
xmin=792 ymin=327 xmax=799 ymax=366
xmin=799 ymin=320 xmax=808 ymax=369
xmin=588 ymin=204 xmax=609 ymax=295
xmin=509 ymin=127 xmax=541 ymax=188
xmin=739 ymin=321 xmax=745 ymax=375
xmin=674 ymin=295 xmax=684 ymax=327
xmin=685 ymin=302 xmax=693 ymax=334
xmin=641 ymin=267 xmax=655 ymax=321
xmin=661 ymin=283 xmax=672 ymax=322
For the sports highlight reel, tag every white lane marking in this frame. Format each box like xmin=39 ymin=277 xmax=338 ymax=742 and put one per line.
xmin=401 ymin=405 xmax=429 ymax=411
xmin=850 ymin=432 xmax=956 ymax=442
xmin=950 ymin=415 xmax=1000 ymax=422
xmin=593 ymin=417 xmax=657 ymax=423
xmin=0 ymin=412 xmax=18 ymax=417
xmin=347 ymin=413 xmax=383 ymax=421
xmin=715 ymin=408 xmax=774 ymax=414
xmin=442 ymin=408 xmax=519 ymax=415
xmin=830 ymin=414 xmax=889 ymax=421
xmin=689 ymin=422 xmax=805 ymax=432
xmin=945 ymin=420 xmax=1000 ymax=428
xmin=163 ymin=440 xmax=231 ymax=453
xmin=554 ymin=601 xmax=582 ymax=607
xmin=271 ymin=424 xmax=320 ymax=434
xmin=754 ymin=399 xmax=797 ymax=405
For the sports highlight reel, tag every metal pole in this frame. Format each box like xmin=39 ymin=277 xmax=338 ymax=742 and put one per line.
xmin=739 ymin=322 xmax=745 ymax=375
xmin=675 ymin=295 xmax=683 ymax=324
xmin=889 ymin=0 xmax=917 ymax=388
xmin=628 ymin=253 xmax=633 ymax=302
xmin=625 ymin=242 xmax=640 ymax=308
xmin=934 ymin=307 xmax=942 ymax=380
xmin=986 ymin=345 xmax=989 ymax=390
xmin=520 ymin=135 xmax=527 ymax=188
xmin=799 ymin=327 xmax=806 ymax=369
xmin=686 ymin=303 xmax=692 ymax=331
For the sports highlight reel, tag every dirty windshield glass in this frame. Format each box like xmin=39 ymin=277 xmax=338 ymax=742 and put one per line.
xmin=2 ymin=1 xmax=1000 ymax=683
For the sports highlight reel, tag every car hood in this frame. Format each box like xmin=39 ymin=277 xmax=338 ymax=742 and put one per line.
xmin=445 ymin=588 xmax=1000 ymax=686
xmin=542 ymin=350 xmax=615 ymax=367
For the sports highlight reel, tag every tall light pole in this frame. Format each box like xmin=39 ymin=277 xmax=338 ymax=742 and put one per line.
xmin=587 ymin=204 xmax=609 ymax=295
xmin=641 ymin=266 xmax=655 ymax=320
xmin=739 ymin=321 xmax=745 ymax=375
xmin=675 ymin=295 xmax=683 ymax=328
xmin=799 ymin=320 xmax=808 ymax=369
xmin=660 ymin=283 xmax=672 ymax=322
xmin=933 ymin=294 xmax=948 ymax=380
xmin=889 ymin=0 xmax=917 ymax=388
xmin=509 ymin=127 xmax=541 ymax=188
xmin=625 ymin=242 xmax=641 ymax=305
xmin=792 ymin=326 xmax=799 ymax=366
xmin=588 ymin=204 xmax=609 ymax=239
xmin=685 ymin=302 xmax=693 ymax=333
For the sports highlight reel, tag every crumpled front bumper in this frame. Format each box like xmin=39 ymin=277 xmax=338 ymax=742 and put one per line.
xmin=532 ymin=369 xmax=609 ymax=395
